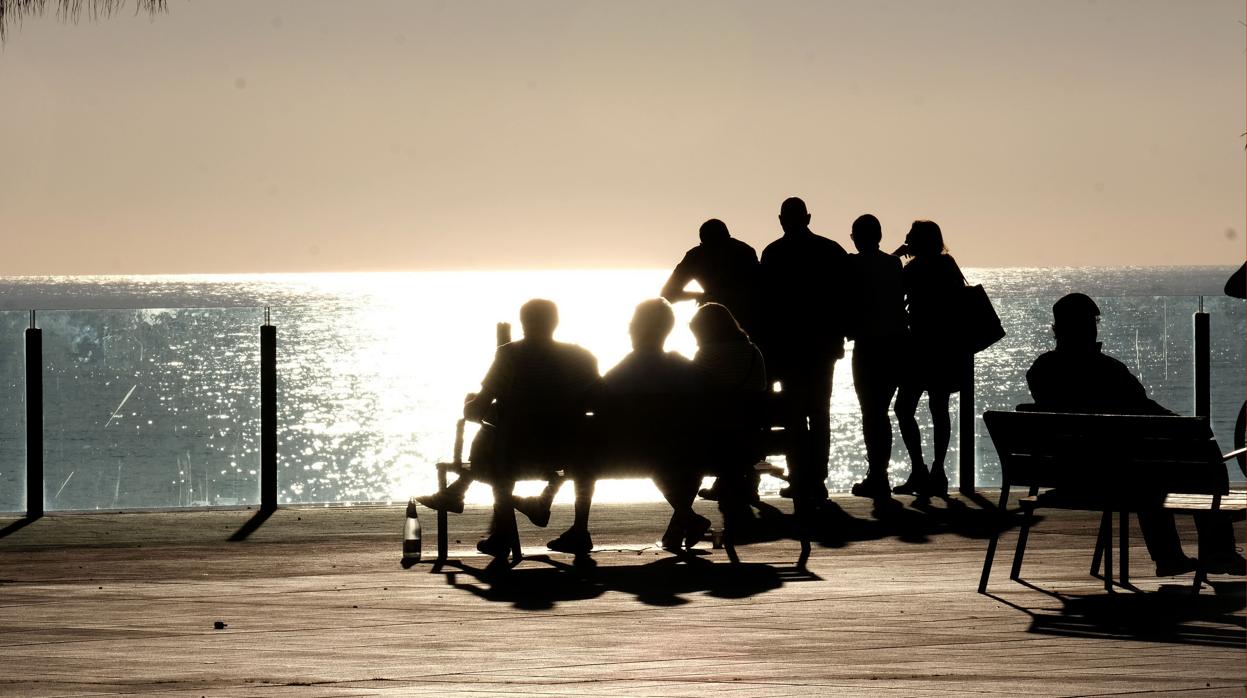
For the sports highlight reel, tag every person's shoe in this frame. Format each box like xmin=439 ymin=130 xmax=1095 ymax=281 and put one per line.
xmin=892 ymin=470 xmax=928 ymax=496
xmin=923 ymin=471 xmax=949 ymax=497
xmin=546 ymin=529 xmax=593 ymax=555
xmin=416 ymin=490 xmax=464 ymax=514
xmin=475 ymin=533 xmax=512 ymax=558
xmin=513 ymin=495 xmax=551 ymax=528
xmin=684 ymin=514 xmax=713 ymax=549
xmin=1202 ymin=551 xmax=1247 ymax=576
xmin=660 ymin=527 xmax=684 ymax=551
xmin=851 ymin=477 xmax=891 ymax=499
xmin=1154 ymin=554 xmax=1198 ymax=577
xmin=697 ymin=486 xmax=721 ymax=502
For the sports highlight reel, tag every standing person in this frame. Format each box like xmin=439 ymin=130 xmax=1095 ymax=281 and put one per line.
xmin=892 ymin=220 xmax=970 ymax=497
xmin=845 ymin=214 xmax=908 ymax=498
xmin=759 ymin=197 xmax=848 ymax=503
xmin=660 ymin=218 xmax=762 ymax=339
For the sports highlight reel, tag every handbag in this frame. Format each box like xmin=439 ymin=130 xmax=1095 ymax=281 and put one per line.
xmin=959 ymin=284 xmax=1005 ymax=354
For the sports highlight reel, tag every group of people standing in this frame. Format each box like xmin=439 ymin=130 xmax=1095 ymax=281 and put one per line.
xmin=662 ymin=197 xmax=969 ymax=503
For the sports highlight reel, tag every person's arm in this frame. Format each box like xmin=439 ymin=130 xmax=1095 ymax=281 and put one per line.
xmin=464 ymin=348 xmax=506 ymax=422
xmin=660 ymin=255 xmax=703 ymax=304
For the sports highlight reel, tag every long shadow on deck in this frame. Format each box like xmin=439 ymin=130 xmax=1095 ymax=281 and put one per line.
xmin=987 ymin=582 xmax=1247 ymax=648
xmin=441 ymin=553 xmax=819 ymax=610
xmin=756 ymin=495 xmax=1030 ymax=550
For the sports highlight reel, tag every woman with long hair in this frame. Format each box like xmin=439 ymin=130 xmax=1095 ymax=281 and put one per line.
xmin=891 ymin=220 xmax=970 ymax=497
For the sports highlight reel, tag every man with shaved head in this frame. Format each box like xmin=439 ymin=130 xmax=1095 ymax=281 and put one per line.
xmin=759 ymin=197 xmax=849 ymax=504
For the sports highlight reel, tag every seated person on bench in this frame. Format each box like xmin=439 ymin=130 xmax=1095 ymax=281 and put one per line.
xmin=689 ymin=302 xmax=768 ymax=512
xmin=417 ymin=298 xmax=600 ymax=558
xmin=1026 ymin=293 xmax=1244 ymax=576
xmin=546 ymin=298 xmax=711 ymax=554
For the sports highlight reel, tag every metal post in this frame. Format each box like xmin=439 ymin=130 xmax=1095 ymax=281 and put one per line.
xmin=25 ymin=311 xmax=43 ymax=518
xmin=260 ymin=310 xmax=277 ymax=511
xmin=1193 ymin=299 xmax=1210 ymax=419
xmin=959 ymin=354 xmax=975 ymax=494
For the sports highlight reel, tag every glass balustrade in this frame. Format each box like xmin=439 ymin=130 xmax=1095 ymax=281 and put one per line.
xmin=0 ymin=293 xmax=1241 ymax=514
xmin=38 ymin=308 xmax=262 ymax=511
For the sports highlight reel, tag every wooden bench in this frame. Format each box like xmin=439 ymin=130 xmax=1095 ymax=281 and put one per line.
xmin=978 ymin=409 xmax=1247 ymax=594
xmin=424 ymin=393 xmax=811 ymax=569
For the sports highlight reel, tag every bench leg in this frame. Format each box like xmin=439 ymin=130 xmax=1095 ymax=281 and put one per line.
xmin=1090 ymin=521 xmax=1104 ymax=578
xmin=436 ymin=463 xmax=449 ymax=567
xmin=978 ymin=485 xmax=1011 ymax=593
xmin=1100 ymin=510 xmax=1113 ymax=592
xmin=1118 ymin=510 xmax=1129 ymax=587
xmin=1009 ymin=486 xmax=1039 ymax=581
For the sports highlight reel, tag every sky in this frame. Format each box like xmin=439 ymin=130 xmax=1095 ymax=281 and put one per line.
xmin=1 ymin=0 xmax=1244 ymax=274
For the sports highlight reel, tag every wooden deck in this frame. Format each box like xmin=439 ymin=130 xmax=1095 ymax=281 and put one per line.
xmin=1 ymin=492 xmax=1243 ymax=696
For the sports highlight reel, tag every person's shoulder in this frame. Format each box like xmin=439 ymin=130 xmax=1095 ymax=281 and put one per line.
xmin=728 ymin=237 xmax=759 ymax=257
xmin=1027 ymin=349 xmax=1060 ymax=374
xmin=760 ymin=237 xmax=786 ymax=259
xmin=554 ymin=340 xmax=597 ymax=362
xmin=814 ymin=234 xmax=847 ymax=255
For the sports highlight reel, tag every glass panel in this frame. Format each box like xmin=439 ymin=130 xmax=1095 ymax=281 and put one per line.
xmin=41 ymin=308 xmax=262 ymax=510
xmin=1206 ymin=295 xmax=1246 ymax=483
xmin=0 ymin=312 xmax=26 ymax=512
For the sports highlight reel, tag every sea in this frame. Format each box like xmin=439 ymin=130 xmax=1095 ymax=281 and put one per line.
xmin=0 ymin=266 xmax=1242 ymax=512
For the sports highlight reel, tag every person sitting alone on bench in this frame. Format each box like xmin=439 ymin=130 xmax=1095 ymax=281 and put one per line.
xmin=417 ymin=298 xmax=600 ymax=559
xmin=1027 ymin=293 xmax=1244 ymax=576
xmin=546 ymin=299 xmax=711 ymax=554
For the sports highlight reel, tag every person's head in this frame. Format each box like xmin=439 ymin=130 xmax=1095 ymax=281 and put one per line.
xmin=690 ymin=302 xmax=748 ymax=346
xmin=519 ymin=298 xmax=559 ymax=341
xmin=629 ymin=298 xmax=675 ymax=352
xmin=699 ymin=218 xmax=731 ymax=244
xmin=850 ymin=214 xmax=882 ymax=252
xmin=1051 ymin=292 xmax=1100 ymax=348
xmin=778 ymin=197 xmax=811 ymax=235
xmin=904 ymin=220 xmax=946 ymax=257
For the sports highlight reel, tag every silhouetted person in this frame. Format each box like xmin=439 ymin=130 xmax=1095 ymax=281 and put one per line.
xmin=845 ymin=214 xmax=908 ymax=499
xmin=661 ymin=218 xmax=762 ymax=339
xmin=1225 ymin=263 xmax=1246 ymax=300
xmin=417 ymin=299 xmax=599 ymax=558
xmin=553 ymin=298 xmax=711 ymax=553
xmin=1027 ymin=293 xmax=1244 ymax=576
xmin=690 ymin=303 xmax=768 ymax=510
xmin=759 ymin=197 xmax=848 ymax=502
xmin=1227 ymin=264 xmax=1246 ymax=475
xmin=892 ymin=220 xmax=969 ymax=498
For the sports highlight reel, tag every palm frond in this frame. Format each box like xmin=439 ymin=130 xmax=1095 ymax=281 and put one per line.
xmin=0 ymin=0 xmax=167 ymax=41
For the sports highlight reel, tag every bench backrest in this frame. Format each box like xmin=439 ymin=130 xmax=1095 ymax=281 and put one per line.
xmin=983 ymin=410 xmax=1228 ymax=496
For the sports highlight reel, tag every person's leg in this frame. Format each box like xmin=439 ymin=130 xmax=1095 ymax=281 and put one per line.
xmin=1136 ymin=509 xmax=1194 ymax=574
xmin=1193 ymin=512 xmax=1244 ymax=574
xmin=546 ymin=476 xmax=596 ymax=554
xmin=787 ymin=359 xmax=832 ymax=501
xmin=778 ymin=372 xmax=811 ymax=497
xmin=478 ymin=476 xmax=518 ymax=558
xmin=571 ymin=476 xmax=595 ymax=531
xmin=925 ymin=389 xmax=951 ymax=494
xmin=894 ymin=383 xmax=925 ymax=476
xmin=855 ymin=343 xmax=897 ymax=481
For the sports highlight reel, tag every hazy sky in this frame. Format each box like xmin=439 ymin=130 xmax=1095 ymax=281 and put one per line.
xmin=2 ymin=0 xmax=1244 ymax=274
